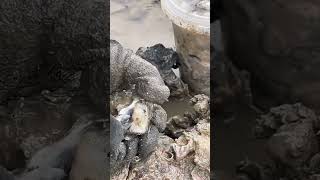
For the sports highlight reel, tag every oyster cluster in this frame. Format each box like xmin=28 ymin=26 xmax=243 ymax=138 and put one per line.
xmin=119 ymin=94 xmax=211 ymax=180
xmin=110 ymin=90 xmax=169 ymax=178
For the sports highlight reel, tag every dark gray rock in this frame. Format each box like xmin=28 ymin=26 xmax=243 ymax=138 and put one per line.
xmin=252 ymin=103 xmax=320 ymax=179
xmin=136 ymin=44 xmax=189 ymax=97
xmin=267 ymin=122 xmax=318 ymax=178
xmin=254 ymin=103 xmax=318 ymax=138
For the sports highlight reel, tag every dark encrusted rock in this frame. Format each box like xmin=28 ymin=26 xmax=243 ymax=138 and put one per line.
xmin=136 ymin=44 xmax=189 ymax=97
xmin=252 ymin=103 xmax=320 ymax=179
xmin=254 ymin=103 xmax=319 ymax=138
xmin=267 ymin=122 xmax=318 ymax=178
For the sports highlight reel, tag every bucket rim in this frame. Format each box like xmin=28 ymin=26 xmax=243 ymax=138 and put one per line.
xmin=161 ymin=0 xmax=210 ymax=35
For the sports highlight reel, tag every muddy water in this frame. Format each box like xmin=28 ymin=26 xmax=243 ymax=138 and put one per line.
xmin=110 ymin=0 xmax=179 ymax=76
xmin=163 ymin=98 xmax=194 ymax=117
xmin=110 ymin=0 xmax=174 ymax=51
xmin=111 ymin=1 xmax=266 ymax=179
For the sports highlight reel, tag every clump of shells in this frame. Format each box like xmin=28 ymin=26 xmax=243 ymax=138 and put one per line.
xmin=122 ymin=94 xmax=211 ymax=180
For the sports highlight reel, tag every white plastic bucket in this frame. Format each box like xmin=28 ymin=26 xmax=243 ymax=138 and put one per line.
xmin=161 ymin=0 xmax=210 ymax=95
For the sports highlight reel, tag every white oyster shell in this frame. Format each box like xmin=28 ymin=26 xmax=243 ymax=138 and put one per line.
xmin=128 ymin=102 xmax=151 ymax=135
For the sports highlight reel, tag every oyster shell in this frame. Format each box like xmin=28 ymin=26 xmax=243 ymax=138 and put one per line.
xmin=111 ymin=92 xmax=152 ymax=135
xmin=115 ymin=99 xmax=139 ymax=123
xmin=171 ymin=135 xmax=195 ymax=161
xmin=128 ymin=101 xmax=151 ymax=135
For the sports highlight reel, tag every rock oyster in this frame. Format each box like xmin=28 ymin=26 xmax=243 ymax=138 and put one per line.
xmin=112 ymin=93 xmax=152 ymax=136
xmin=129 ymin=101 xmax=151 ymax=135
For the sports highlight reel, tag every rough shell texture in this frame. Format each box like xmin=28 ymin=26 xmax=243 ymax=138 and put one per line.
xmin=129 ymin=102 xmax=151 ymax=135
xmin=112 ymin=94 xmax=210 ymax=180
xmin=127 ymin=122 xmax=210 ymax=180
xmin=172 ymin=135 xmax=195 ymax=161
xmin=251 ymin=103 xmax=320 ymax=179
xmin=111 ymin=91 xmax=155 ymax=135
xmin=190 ymin=94 xmax=210 ymax=121
xmin=192 ymin=127 xmax=210 ymax=171
xmin=127 ymin=135 xmax=196 ymax=180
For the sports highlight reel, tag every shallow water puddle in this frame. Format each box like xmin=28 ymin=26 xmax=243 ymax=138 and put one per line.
xmin=163 ymin=98 xmax=194 ymax=117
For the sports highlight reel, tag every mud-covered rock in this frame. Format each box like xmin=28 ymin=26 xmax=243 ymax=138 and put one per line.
xmin=266 ymin=122 xmax=318 ymax=178
xmin=254 ymin=103 xmax=319 ymax=138
xmin=251 ymin=103 xmax=320 ymax=179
